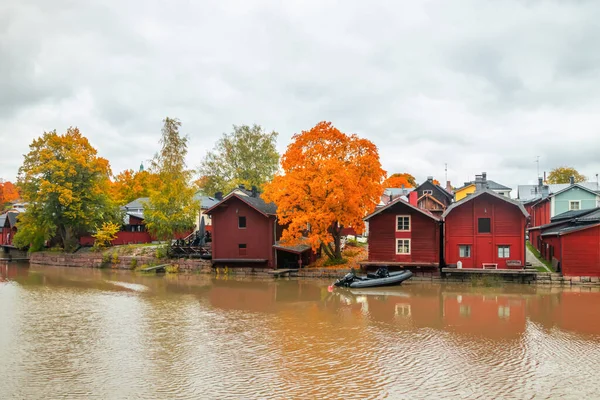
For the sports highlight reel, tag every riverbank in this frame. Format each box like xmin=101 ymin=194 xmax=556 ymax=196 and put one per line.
xmin=25 ymin=249 xmax=600 ymax=287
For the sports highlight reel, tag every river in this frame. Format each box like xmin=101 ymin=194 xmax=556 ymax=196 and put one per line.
xmin=1 ymin=264 xmax=600 ymax=399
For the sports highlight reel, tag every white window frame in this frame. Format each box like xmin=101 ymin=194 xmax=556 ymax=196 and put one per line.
xmin=423 ymin=189 xmax=433 ymax=195
xmin=569 ymin=200 xmax=581 ymax=211
xmin=497 ymin=245 xmax=510 ymax=258
xmin=396 ymin=215 xmax=411 ymax=232
xmin=459 ymin=245 xmax=471 ymax=258
xmin=396 ymin=238 xmax=411 ymax=255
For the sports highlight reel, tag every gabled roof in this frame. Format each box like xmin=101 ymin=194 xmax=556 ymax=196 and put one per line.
xmin=205 ymin=189 xmax=277 ymax=217
xmin=0 ymin=214 xmax=6 ymax=228
xmin=124 ymin=197 xmax=149 ymax=210
xmin=417 ymin=193 xmax=446 ymax=208
xmin=364 ymin=197 xmax=440 ymax=222
xmin=518 ymin=182 xmax=600 ymax=201
xmin=193 ymin=192 xmax=220 ymax=210
xmin=454 ymin=182 xmax=476 ymax=192
xmin=442 ymin=189 xmax=528 ymax=218
xmin=5 ymin=211 xmax=19 ymax=228
xmin=549 ymin=183 xmax=600 ymax=199
xmin=414 ymin=180 xmax=453 ymax=201
xmin=457 ymin=180 xmax=511 ymax=192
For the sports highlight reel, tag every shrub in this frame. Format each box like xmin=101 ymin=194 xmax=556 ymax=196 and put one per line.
xmin=155 ymin=245 xmax=168 ymax=259
xmin=111 ymin=252 xmax=119 ymax=265
xmin=92 ymin=222 xmax=120 ymax=250
xmin=323 ymin=258 xmax=348 ymax=267
xmin=165 ymin=264 xmax=179 ymax=273
xmin=130 ymin=257 xmax=138 ymax=270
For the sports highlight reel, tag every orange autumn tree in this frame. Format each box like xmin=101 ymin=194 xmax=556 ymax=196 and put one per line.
xmin=382 ymin=173 xmax=416 ymax=188
xmin=0 ymin=181 xmax=20 ymax=207
xmin=262 ymin=121 xmax=386 ymax=261
xmin=109 ymin=169 xmax=161 ymax=205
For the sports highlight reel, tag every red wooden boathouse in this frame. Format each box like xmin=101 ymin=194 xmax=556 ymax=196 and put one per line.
xmin=363 ymin=197 xmax=442 ymax=268
xmin=205 ymin=185 xmax=315 ymax=269
xmin=443 ymin=190 xmax=529 ymax=269
xmin=536 ymin=208 xmax=600 ymax=277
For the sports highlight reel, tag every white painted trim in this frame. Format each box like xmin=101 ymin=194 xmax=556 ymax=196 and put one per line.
xmin=395 ymin=238 xmax=411 ymax=255
xmin=497 ymin=245 xmax=510 ymax=258
xmin=568 ymin=200 xmax=581 ymax=211
xmin=395 ymin=215 xmax=411 ymax=232
xmin=550 ymin=196 xmax=556 ymax=217
xmin=458 ymin=244 xmax=472 ymax=258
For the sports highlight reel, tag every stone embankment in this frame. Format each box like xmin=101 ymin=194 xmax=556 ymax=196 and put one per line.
xmin=27 ymin=252 xmax=600 ymax=286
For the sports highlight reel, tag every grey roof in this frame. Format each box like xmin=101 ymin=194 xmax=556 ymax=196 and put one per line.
xmin=384 ymin=187 xmax=414 ymax=196
xmin=572 ymin=208 xmax=600 ymax=222
xmin=550 ymin=183 xmax=600 ymax=198
xmin=541 ymin=223 xmax=600 ymax=237
xmin=193 ymin=194 xmax=220 ymax=210
xmin=124 ymin=197 xmax=149 ymax=210
xmin=273 ymin=240 xmax=312 ymax=254
xmin=6 ymin=211 xmax=18 ymax=227
xmin=364 ymin=197 xmax=440 ymax=221
xmin=206 ymin=188 xmax=277 ymax=216
xmin=551 ymin=208 xmax=598 ymax=222
xmin=518 ymin=182 xmax=600 ymax=201
xmin=442 ymin=189 xmax=529 ymax=218
xmin=459 ymin=180 xmax=511 ymax=192
xmin=0 ymin=214 xmax=6 ymax=228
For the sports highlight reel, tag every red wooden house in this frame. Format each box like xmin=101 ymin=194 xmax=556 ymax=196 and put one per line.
xmin=536 ymin=208 xmax=600 ymax=276
xmin=363 ymin=197 xmax=442 ymax=269
xmin=443 ymin=190 xmax=529 ymax=269
xmin=1 ymin=211 xmax=18 ymax=246
xmin=205 ymin=185 xmax=315 ymax=269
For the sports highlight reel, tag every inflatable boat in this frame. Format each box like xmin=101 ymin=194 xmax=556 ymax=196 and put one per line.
xmin=332 ymin=267 xmax=413 ymax=289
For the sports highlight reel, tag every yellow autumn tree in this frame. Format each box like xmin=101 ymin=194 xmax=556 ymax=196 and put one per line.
xmin=262 ymin=121 xmax=386 ymax=261
xmin=547 ymin=166 xmax=586 ymax=184
xmin=15 ymin=127 xmax=120 ymax=252
xmin=92 ymin=221 xmax=121 ymax=250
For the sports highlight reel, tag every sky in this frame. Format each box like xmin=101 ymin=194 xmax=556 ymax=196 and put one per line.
xmin=2 ymin=0 xmax=600 ymax=195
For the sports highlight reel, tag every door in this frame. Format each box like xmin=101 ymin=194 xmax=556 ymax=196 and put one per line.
xmin=476 ymin=237 xmax=494 ymax=268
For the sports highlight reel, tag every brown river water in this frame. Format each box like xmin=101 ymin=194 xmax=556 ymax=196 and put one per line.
xmin=2 ymin=264 xmax=600 ymax=399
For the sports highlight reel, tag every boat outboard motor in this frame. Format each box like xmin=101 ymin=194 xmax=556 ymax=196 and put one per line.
xmin=333 ymin=272 xmax=356 ymax=287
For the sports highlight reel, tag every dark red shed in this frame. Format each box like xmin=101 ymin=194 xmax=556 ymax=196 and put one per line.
xmin=205 ymin=188 xmax=279 ymax=269
xmin=363 ymin=198 xmax=442 ymax=268
xmin=537 ymin=208 xmax=600 ymax=276
xmin=443 ymin=190 xmax=529 ymax=269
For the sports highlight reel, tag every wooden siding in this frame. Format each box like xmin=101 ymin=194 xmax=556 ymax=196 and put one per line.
xmin=211 ymin=197 xmax=276 ymax=268
xmin=445 ymin=195 xmax=526 ymax=269
xmin=560 ymin=226 xmax=600 ymax=277
xmin=553 ymin=187 xmax=600 ymax=216
xmin=531 ymin=200 xmax=550 ymax=227
xmin=367 ymin=202 xmax=440 ymax=265
xmin=415 ymin=180 xmax=452 ymax=208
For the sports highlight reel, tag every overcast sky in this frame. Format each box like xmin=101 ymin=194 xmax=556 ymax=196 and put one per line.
xmin=2 ymin=0 xmax=600 ymax=194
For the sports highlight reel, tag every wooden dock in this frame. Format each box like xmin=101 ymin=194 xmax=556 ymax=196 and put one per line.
xmin=441 ymin=268 xmax=538 ymax=275
xmin=266 ymin=269 xmax=298 ymax=278
xmin=140 ymin=264 xmax=169 ymax=273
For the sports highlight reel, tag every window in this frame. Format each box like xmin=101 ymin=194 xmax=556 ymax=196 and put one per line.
xmin=498 ymin=245 xmax=510 ymax=258
xmin=396 ymin=239 xmax=411 ymax=255
xmin=569 ymin=201 xmax=581 ymax=211
xmin=459 ymin=305 xmax=471 ymax=317
xmin=478 ymin=218 xmax=491 ymax=233
xmin=423 ymin=189 xmax=433 ymax=195
xmin=238 ymin=243 xmax=247 ymax=256
xmin=395 ymin=304 xmax=411 ymax=317
xmin=459 ymin=245 xmax=471 ymax=258
xmin=238 ymin=216 xmax=247 ymax=228
xmin=396 ymin=215 xmax=410 ymax=231
xmin=498 ymin=306 xmax=510 ymax=319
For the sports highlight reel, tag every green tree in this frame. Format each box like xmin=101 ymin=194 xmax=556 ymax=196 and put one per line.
xmin=15 ymin=127 xmax=119 ymax=252
xmin=144 ymin=117 xmax=198 ymax=241
xmin=199 ymin=124 xmax=279 ymax=195
xmin=547 ymin=166 xmax=587 ymax=184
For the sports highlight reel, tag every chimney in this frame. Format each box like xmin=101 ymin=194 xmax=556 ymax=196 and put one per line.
xmin=389 ymin=194 xmax=393 ymax=202
xmin=482 ymin=172 xmax=487 ymax=182
xmin=475 ymin=172 xmax=488 ymax=192
xmin=543 ymin=171 xmax=547 ymax=183
xmin=409 ymin=190 xmax=418 ymax=206
xmin=427 ymin=176 xmax=433 ymax=182
xmin=238 ymin=184 xmax=246 ymax=190
xmin=538 ymin=177 xmax=543 ymax=187
xmin=569 ymin=176 xmax=575 ymax=185
xmin=446 ymin=180 xmax=453 ymax=193
xmin=215 ymin=192 xmax=223 ymax=201
xmin=251 ymin=185 xmax=258 ymax=197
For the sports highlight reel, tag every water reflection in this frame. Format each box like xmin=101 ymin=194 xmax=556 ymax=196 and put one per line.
xmin=2 ymin=265 xmax=600 ymax=399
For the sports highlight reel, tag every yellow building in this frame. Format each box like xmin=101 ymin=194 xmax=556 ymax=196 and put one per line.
xmin=453 ymin=183 xmax=476 ymax=201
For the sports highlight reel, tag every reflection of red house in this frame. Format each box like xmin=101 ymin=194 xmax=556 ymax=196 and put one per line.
xmin=529 ymin=291 xmax=600 ymax=336
xmin=443 ymin=293 xmax=526 ymax=338
xmin=363 ymin=198 xmax=442 ymax=268
xmin=443 ymin=190 xmax=529 ymax=269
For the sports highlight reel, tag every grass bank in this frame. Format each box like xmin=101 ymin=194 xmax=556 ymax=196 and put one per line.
xmin=526 ymin=241 xmax=553 ymax=272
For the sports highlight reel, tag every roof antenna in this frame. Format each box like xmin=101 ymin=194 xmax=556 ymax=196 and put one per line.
xmin=445 ymin=163 xmax=448 ymax=183
xmin=535 ymin=156 xmax=540 ymax=178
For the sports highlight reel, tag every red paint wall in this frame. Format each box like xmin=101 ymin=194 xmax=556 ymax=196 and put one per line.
xmin=210 ymin=197 xmax=275 ymax=268
xmin=367 ymin=202 xmax=440 ymax=265
xmin=445 ymin=195 xmax=527 ymax=269
xmin=531 ymin=200 xmax=550 ymax=227
xmin=560 ymin=226 xmax=600 ymax=277
xmin=540 ymin=235 xmax=561 ymax=264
